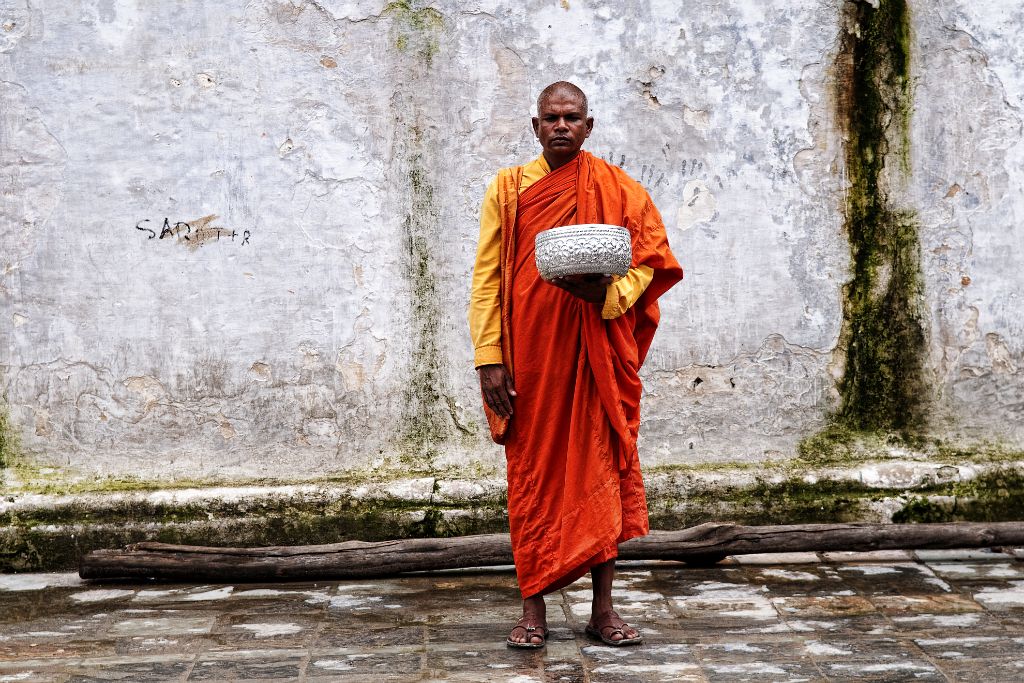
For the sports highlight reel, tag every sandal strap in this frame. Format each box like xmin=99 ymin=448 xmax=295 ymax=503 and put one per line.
xmin=511 ymin=618 xmax=547 ymax=636
xmin=593 ymin=611 xmax=633 ymax=636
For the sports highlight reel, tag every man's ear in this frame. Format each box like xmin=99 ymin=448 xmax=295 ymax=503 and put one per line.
xmin=531 ymin=116 xmax=540 ymax=137
xmin=585 ymin=117 xmax=594 ymax=138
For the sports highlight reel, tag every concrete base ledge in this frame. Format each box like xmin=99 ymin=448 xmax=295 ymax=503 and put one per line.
xmin=3 ymin=460 xmax=1023 ymax=572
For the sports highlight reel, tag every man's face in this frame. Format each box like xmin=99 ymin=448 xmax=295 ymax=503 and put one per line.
xmin=532 ymin=91 xmax=593 ymax=163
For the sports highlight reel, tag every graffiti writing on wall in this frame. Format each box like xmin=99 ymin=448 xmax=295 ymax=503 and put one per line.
xmin=135 ymin=214 xmax=251 ymax=250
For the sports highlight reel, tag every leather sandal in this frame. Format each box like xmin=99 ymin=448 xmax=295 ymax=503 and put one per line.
xmin=585 ymin=610 xmax=643 ymax=646
xmin=506 ymin=615 xmax=548 ymax=649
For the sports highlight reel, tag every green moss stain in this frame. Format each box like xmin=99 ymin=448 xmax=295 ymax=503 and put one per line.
xmin=385 ymin=4 xmax=471 ymax=458
xmin=646 ymin=466 xmax=1024 ymax=530
xmin=797 ymin=424 xmax=930 ymax=467
xmin=5 ymin=460 xmax=1024 ymax=570
xmin=892 ymin=497 xmax=951 ymax=523
xmin=398 ymin=137 xmax=471 ymax=458
xmin=0 ymin=400 xmax=17 ymax=471
xmin=384 ymin=0 xmax=444 ymax=65
xmin=834 ymin=0 xmax=926 ymax=434
xmin=646 ymin=474 xmax=877 ymax=528
xmin=798 ymin=423 xmax=860 ymax=466
xmin=797 ymin=425 xmax=1024 ymax=469
xmin=1 ymin=485 xmax=510 ymax=571
xmin=892 ymin=469 xmax=1024 ymax=523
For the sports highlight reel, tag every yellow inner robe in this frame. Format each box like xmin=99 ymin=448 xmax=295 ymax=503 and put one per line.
xmin=469 ymin=154 xmax=654 ymax=367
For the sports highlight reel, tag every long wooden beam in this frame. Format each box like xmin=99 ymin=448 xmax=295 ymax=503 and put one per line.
xmin=79 ymin=521 xmax=1024 ymax=581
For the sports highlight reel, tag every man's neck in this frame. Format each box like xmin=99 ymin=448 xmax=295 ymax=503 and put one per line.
xmin=542 ymin=150 xmax=580 ymax=172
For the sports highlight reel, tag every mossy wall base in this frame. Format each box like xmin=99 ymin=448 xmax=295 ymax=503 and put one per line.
xmin=4 ymin=458 xmax=1023 ymax=572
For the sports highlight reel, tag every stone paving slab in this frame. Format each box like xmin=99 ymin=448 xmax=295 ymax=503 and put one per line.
xmin=1 ymin=548 xmax=1023 ymax=681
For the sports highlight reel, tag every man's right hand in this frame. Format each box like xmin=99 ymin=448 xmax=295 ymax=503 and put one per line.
xmin=478 ymin=364 xmax=516 ymax=419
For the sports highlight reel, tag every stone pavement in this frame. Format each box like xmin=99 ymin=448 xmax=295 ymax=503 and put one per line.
xmin=1 ymin=549 xmax=1024 ymax=682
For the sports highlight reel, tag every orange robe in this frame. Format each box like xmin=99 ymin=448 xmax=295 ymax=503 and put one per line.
xmin=487 ymin=150 xmax=683 ymax=598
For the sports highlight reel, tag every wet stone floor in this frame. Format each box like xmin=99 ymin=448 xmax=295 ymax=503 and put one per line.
xmin=2 ymin=549 xmax=1024 ymax=682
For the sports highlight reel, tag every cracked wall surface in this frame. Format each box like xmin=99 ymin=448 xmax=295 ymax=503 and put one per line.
xmin=1 ymin=0 xmax=1022 ymax=482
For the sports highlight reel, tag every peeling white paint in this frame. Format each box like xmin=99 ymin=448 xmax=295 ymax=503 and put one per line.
xmin=673 ymin=582 xmax=778 ymax=620
xmin=328 ymin=594 xmax=384 ymax=609
xmin=676 ymin=180 xmax=717 ymax=231
xmin=582 ymin=645 xmax=644 ymax=658
xmin=0 ymin=573 xmax=82 ymax=592
xmin=109 ymin=616 xmax=214 ymax=636
xmin=183 ymin=587 xmax=234 ymax=601
xmin=707 ymin=642 xmax=765 ymax=653
xmin=134 ymin=589 xmax=180 ymax=601
xmin=973 ymin=580 xmax=1024 ymax=607
xmin=827 ymin=662 xmax=936 ymax=674
xmin=312 ymin=659 xmax=354 ymax=672
xmin=893 ymin=613 xmax=982 ymax=627
xmin=781 ymin=619 xmax=839 ymax=632
xmin=930 ymin=563 xmax=1023 ymax=579
xmin=590 ymin=663 xmax=702 ymax=679
xmin=915 ymin=635 xmax=999 ymax=647
xmin=837 ymin=565 xmax=902 ymax=575
xmin=757 ymin=569 xmax=821 ymax=581
xmin=804 ymin=640 xmax=852 ymax=656
xmin=69 ymin=589 xmax=136 ymax=603
xmin=138 ymin=637 xmax=179 ymax=647
xmin=232 ymin=622 xmax=304 ymax=637
xmin=921 ymin=576 xmax=954 ymax=592
xmin=705 ymin=662 xmax=791 ymax=675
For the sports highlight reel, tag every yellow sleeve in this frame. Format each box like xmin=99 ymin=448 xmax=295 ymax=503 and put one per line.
xmin=601 ymin=265 xmax=655 ymax=319
xmin=468 ymin=177 xmax=504 ymax=367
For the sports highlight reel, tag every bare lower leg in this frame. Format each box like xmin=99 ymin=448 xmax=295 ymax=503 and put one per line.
xmin=591 ymin=559 xmax=615 ymax=616
xmin=509 ymin=594 xmax=546 ymax=644
xmin=590 ymin=559 xmax=639 ymax=641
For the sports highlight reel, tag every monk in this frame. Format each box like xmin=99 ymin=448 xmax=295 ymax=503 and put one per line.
xmin=468 ymin=81 xmax=683 ymax=648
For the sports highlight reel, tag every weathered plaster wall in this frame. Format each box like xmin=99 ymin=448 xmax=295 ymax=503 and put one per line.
xmin=1 ymin=0 xmax=1022 ymax=484
xmin=910 ymin=3 xmax=1024 ymax=443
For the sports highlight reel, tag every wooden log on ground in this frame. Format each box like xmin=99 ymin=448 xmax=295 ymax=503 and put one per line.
xmin=79 ymin=521 xmax=1024 ymax=581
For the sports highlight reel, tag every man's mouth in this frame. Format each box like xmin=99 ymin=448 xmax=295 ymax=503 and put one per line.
xmin=551 ymin=137 xmax=570 ymax=144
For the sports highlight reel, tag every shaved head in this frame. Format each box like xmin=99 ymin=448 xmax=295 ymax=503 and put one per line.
xmin=532 ymin=81 xmax=593 ymax=170
xmin=537 ymin=81 xmax=588 ymax=116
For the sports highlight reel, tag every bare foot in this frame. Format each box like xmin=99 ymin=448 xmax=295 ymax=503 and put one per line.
xmin=587 ymin=609 xmax=641 ymax=644
xmin=507 ymin=595 xmax=546 ymax=646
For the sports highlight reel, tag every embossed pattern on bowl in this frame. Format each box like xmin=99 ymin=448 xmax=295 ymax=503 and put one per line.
xmin=534 ymin=224 xmax=632 ymax=280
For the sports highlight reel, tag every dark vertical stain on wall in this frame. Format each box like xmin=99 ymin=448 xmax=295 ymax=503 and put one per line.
xmin=0 ymin=394 xmax=18 ymax=470
xmin=386 ymin=3 xmax=468 ymax=458
xmin=834 ymin=0 xmax=927 ymax=433
xmin=400 ymin=141 xmax=456 ymax=453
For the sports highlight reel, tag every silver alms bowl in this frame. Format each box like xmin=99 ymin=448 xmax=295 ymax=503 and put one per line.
xmin=534 ymin=224 xmax=632 ymax=280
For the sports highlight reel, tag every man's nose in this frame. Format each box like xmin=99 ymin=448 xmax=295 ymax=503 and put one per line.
xmin=554 ymin=117 xmax=569 ymax=131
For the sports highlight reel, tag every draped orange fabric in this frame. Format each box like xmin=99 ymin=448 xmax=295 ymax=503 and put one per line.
xmin=490 ymin=150 xmax=683 ymax=598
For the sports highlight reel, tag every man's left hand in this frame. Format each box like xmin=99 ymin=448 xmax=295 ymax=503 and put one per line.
xmin=548 ymin=274 xmax=612 ymax=304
